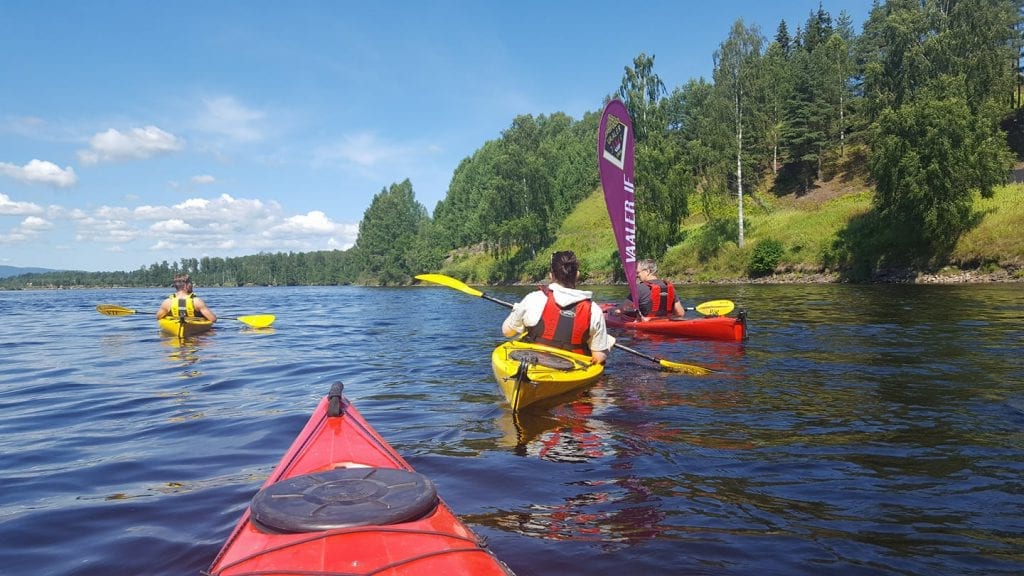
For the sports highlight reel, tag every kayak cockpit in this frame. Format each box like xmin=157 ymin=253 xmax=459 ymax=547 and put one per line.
xmin=250 ymin=467 xmax=440 ymax=533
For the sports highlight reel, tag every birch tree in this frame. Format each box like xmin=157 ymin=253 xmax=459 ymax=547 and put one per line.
xmin=713 ymin=20 xmax=763 ymax=248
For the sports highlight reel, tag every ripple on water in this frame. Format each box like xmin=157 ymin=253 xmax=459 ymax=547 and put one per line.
xmin=0 ymin=285 xmax=1022 ymax=575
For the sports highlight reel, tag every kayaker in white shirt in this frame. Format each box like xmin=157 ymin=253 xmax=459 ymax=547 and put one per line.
xmin=502 ymin=250 xmax=614 ymax=364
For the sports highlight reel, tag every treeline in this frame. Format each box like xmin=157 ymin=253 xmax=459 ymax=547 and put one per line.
xmin=4 ymin=1 xmax=1022 ymax=289
xmin=1 ymin=251 xmax=364 ymax=289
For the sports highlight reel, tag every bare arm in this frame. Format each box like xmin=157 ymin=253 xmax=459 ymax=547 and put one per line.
xmin=588 ymin=308 xmax=614 ymax=364
xmin=502 ymin=307 xmax=523 ymax=337
xmin=194 ymin=298 xmax=217 ymax=323
xmin=673 ymin=300 xmax=686 ymax=317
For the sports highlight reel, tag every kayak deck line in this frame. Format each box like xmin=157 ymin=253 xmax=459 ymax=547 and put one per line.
xmin=207 ymin=527 xmax=499 ymax=575
xmin=508 ymin=349 xmax=587 ymax=371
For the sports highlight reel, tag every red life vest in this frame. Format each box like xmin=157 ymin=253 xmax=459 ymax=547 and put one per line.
xmin=645 ymin=280 xmax=677 ymax=316
xmin=525 ymin=288 xmax=592 ymax=355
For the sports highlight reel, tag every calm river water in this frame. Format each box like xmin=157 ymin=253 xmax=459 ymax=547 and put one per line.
xmin=0 ymin=283 xmax=1021 ymax=575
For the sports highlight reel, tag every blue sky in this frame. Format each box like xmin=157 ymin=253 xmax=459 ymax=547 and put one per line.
xmin=0 ymin=0 xmax=872 ymax=272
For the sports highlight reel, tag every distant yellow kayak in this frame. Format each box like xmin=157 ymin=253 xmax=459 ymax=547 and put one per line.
xmin=158 ymin=316 xmax=214 ymax=338
xmin=491 ymin=340 xmax=604 ymax=411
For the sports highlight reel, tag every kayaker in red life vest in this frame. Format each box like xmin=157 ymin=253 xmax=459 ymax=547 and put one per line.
xmin=155 ymin=273 xmax=218 ymax=323
xmin=501 ymin=251 xmax=615 ymax=364
xmin=618 ymin=259 xmax=686 ymax=321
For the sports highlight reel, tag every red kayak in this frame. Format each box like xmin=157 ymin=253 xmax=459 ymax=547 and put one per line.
xmin=208 ymin=382 xmax=515 ymax=576
xmin=601 ymin=303 xmax=747 ymax=342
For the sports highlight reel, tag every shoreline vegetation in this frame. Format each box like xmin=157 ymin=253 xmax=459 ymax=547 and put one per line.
xmin=7 ymin=263 xmax=1021 ymax=291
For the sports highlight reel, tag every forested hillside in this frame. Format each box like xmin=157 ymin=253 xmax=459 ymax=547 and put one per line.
xmin=4 ymin=1 xmax=1023 ymax=290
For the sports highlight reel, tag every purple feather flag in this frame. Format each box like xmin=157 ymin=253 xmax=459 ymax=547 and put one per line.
xmin=597 ymin=99 xmax=637 ymax=309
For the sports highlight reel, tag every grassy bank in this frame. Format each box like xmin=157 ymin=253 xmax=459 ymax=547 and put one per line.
xmin=438 ymin=172 xmax=1024 ymax=284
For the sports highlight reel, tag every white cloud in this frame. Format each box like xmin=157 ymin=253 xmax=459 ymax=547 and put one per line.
xmin=74 ymin=218 xmax=140 ymax=244
xmin=0 ymin=230 xmax=29 ymax=244
xmin=77 ymin=125 xmax=184 ymax=165
xmin=191 ymin=174 xmax=215 ymax=185
xmin=0 ymin=193 xmax=45 ymax=215
xmin=7 ymin=190 xmax=359 ymax=267
xmin=275 ymin=210 xmax=335 ymax=234
xmin=0 ymin=159 xmax=77 ymax=187
xmin=175 ymin=197 xmax=211 ymax=211
xmin=315 ymin=132 xmax=412 ymax=167
xmin=195 ymin=96 xmax=265 ymax=142
xmin=0 ymin=215 xmax=53 ymax=244
xmin=150 ymin=218 xmax=192 ymax=233
xmin=20 ymin=216 xmax=52 ymax=231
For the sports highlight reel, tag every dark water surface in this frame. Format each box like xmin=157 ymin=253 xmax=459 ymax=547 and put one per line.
xmin=0 ymin=284 xmax=1021 ymax=575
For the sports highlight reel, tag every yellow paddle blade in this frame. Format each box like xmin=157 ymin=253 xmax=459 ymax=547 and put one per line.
xmin=658 ymin=358 xmax=712 ymax=375
xmin=96 ymin=304 xmax=137 ymax=316
xmin=233 ymin=314 xmax=275 ymax=328
xmin=613 ymin=341 xmax=712 ymax=376
xmin=695 ymin=299 xmax=735 ymax=316
xmin=415 ymin=273 xmax=483 ymax=297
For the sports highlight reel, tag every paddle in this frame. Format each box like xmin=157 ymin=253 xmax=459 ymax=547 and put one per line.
xmin=414 ymin=274 xmax=711 ymax=375
xmin=96 ymin=304 xmax=275 ymax=328
xmin=689 ymin=299 xmax=736 ymax=316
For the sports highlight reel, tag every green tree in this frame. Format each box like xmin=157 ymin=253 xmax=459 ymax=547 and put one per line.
xmin=433 ymin=143 xmax=501 ymax=250
xmin=539 ymin=111 xmax=600 ymax=229
xmin=930 ymin=0 xmax=1019 ymax=118
xmin=617 ymin=54 xmax=691 ymax=259
xmin=760 ymin=36 xmax=794 ymax=174
xmin=869 ymin=79 xmax=1013 ymax=252
xmin=820 ymin=31 xmax=853 ymax=157
xmin=713 ymin=19 xmax=764 ymax=248
xmin=634 ymin=130 xmax=693 ymax=258
xmin=355 ymin=179 xmax=430 ymax=285
xmin=860 ymin=0 xmax=932 ymax=117
xmin=482 ymin=114 xmax=554 ymax=265
xmin=780 ymin=8 xmax=844 ymax=189
xmin=618 ymin=52 xmax=667 ymax=142
xmin=666 ymin=78 xmax=731 ymax=225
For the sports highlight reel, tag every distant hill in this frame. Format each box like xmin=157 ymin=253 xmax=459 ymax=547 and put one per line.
xmin=0 ymin=265 xmax=55 ymax=278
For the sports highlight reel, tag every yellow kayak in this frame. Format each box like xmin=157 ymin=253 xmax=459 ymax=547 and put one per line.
xmin=490 ymin=340 xmax=604 ymax=411
xmin=158 ymin=316 xmax=214 ymax=338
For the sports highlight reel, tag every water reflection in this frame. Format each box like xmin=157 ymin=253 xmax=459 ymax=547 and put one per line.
xmin=161 ymin=333 xmax=210 ymax=376
xmin=621 ymin=331 xmax=747 ymax=374
xmin=240 ymin=327 xmax=276 ymax=336
xmin=486 ymin=475 xmax=669 ymax=546
xmin=495 ymin=385 xmax=616 ymax=462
